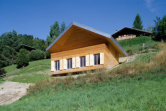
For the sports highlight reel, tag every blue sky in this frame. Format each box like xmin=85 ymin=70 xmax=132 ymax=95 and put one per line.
xmin=0 ymin=0 xmax=165 ymax=40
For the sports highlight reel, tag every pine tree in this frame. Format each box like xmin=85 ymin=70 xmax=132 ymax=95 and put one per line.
xmin=60 ymin=22 xmax=66 ymax=33
xmin=50 ymin=21 xmax=60 ymax=39
xmin=133 ymin=13 xmax=143 ymax=30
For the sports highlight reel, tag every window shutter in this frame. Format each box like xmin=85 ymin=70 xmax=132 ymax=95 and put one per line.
xmin=90 ymin=54 xmax=94 ymax=66
xmin=86 ymin=55 xmax=89 ymax=66
xmin=72 ymin=57 xmax=75 ymax=68
xmin=100 ymin=53 xmax=104 ymax=64
xmin=76 ymin=57 xmax=80 ymax=68
xmin=60 ymin=60 xmax=63 ymax=70
xmin=63 ymin=59 xmax=67 ymax=70
xmin=51 ymin=61 xmax=55 ymax=71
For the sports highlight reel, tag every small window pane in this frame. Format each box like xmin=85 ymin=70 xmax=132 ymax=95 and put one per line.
xmin=55 ymin=60 xmax=60 ymax=71
xmin=80 ymin=56 xmax=86 ymax=67
xmin=94 ymin=54 xmax=100 ymax=65
xmin=67 ymin=58 xmax=72 ymax=69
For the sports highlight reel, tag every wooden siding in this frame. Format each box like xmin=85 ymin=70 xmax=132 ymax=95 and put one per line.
xmin=51 ymin=43 xmax=119 ymax=75
xmin=104 ymin=43 xmax=119 ymax=69
xmin=116 ymin=34 xmax=136 ymax=41
xmin=48 ymin=26 xmax=109 ymax=53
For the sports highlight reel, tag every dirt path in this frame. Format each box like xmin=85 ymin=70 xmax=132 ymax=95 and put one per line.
xmin=0 ymin=81 xmax=33 ymax=105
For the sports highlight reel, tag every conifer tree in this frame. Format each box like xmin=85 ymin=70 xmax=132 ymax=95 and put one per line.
xmin=16 ymin=49 xmax=29 ymax=68
xmin=133 ymin=13 xmax=143 ymax=30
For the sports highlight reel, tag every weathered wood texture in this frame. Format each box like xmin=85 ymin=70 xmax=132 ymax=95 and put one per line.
xmin=51 ymin=43 xmax=119 ymax=75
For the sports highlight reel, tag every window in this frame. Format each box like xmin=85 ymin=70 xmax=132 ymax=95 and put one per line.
xmin=55 ymin=60 xmax=60 ymax=71
xmin=94 ymin=54 xmax=100 ymax=65
xmin=67 ymin=58 xmax=72 ymax=69
xmin=121 ymin=35 xmax=124 ymax=39
xmin=129 ymin=34 xmax=132 ymax=38
xmin=80 ymin=56 xmax=86 ymax=67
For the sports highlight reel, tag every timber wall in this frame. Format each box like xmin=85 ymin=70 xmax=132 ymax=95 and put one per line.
xmin=51 ymin=43 xmax=119 ymax=75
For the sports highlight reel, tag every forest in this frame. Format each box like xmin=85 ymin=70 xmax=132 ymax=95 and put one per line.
xmin=0 ymin=21 xmax=66 ymax=68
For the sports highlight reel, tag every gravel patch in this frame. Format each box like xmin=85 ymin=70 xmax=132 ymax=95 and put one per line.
xmin=0 ymin=81 xmax=33 ymax=105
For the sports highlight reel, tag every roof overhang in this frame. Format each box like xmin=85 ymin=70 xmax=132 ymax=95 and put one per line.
xmin=46 ymin=21 xmax=128 ymax=56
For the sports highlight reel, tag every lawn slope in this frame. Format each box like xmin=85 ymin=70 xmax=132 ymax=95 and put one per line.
xmin=2 ymin=59 xmax=51 ymax=83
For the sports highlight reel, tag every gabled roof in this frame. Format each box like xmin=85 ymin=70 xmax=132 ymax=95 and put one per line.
xmin=112 ymin=27 xmax=153 ymax=38
xmin=46 ymin=21 xmax=128 ymax=56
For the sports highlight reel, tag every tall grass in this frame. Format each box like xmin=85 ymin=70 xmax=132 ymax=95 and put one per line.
xmin=148 ymin=43 xmax=166 ymax=68
xmin=113 ymin=43 xmax=166 ymax=76
xmin=1 ymin=70 xmax=166 ymax=111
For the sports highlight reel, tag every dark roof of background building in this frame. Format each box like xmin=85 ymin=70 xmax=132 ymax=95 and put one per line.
xmin=20 ymin=44 xmax=36 ymax=51
xmin=112 ymin=27 xmax=153 ymax=38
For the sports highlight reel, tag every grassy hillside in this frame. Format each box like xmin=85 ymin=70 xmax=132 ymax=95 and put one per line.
xmin=1 ymin=59 xmax=51 ymax=83
xmin=1 ymin=73 xmax=166 ymax=111
xmin=0 ymin=42 xmax=166 ymax=110
xmin=0 ymin=37 xmax=165 ymax=110
xmin=118 ymin=36 xmax=158 ymax=55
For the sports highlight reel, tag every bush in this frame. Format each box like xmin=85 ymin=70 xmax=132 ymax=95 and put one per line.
xmin=45 ymin=51 xmax=50 ymax=59
xmin=16 ymin=49 xmax=29 ymax=68
xmin=30 ymin=49 xmax=45 ymax=61
xmin=0 ymin=69 xmax=6 ymax=78
xmin=126 ymin=49 xmax=134 ymax=55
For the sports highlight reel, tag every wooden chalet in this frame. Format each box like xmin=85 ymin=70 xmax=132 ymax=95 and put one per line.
xmin=46 ymin=22 xmax=128 ymax=75
xmin=112 ymin=27 xmax=153 ymax=41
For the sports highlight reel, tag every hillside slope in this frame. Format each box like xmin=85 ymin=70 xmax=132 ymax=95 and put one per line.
xmin=1 ymin=37 xmax=166 ymax=111
xmin=2 ymin=59 xmax=51 ymax=83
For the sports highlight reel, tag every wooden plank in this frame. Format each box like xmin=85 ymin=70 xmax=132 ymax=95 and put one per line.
xmin=51 ymin=61 xmax=55 ymax=71
xmin=51 ymin=65 xmax=104 ymax=75
xmin=51 ymin=43 xmax=119 ymax=75
xmin=86 ymin=55 xmax=89 ymax=66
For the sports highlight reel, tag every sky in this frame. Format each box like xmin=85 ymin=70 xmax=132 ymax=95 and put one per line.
xmin=0 ymin=0 xmax=166 ymax=40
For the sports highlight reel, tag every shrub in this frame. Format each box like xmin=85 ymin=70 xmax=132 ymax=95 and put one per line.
xmin=126 ymin=49 xmax=134 ymax=55
xmin=0 ymin=69 xmax=6 ymax=78
xmin=16 ymin=49 xmax=30 ymax=68
xmin=45 ymin=51 xmax=50 ymax=59
xmin=153 ymin=15 xmax=166 ymax=41
xmin=29 ymin=49 xmax=45 ymax=61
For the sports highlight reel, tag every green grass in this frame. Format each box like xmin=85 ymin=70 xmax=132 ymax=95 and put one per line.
xmin=118 ymin=36 xmax=159 ymax=55
xmin=0 ymin=40 xmax=165 ymax=110
xmin=11 ymin=74 xmax=49 ymax=83
xmin=1 ymin=59 xmax=51 ymax=83
xmin=1 ymin=47 xmax=166 ymax=110
xmin=0 ymin=72 xmax=166 ymax=111
xmin=4 ymin=59 xmax=50 ymax=75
